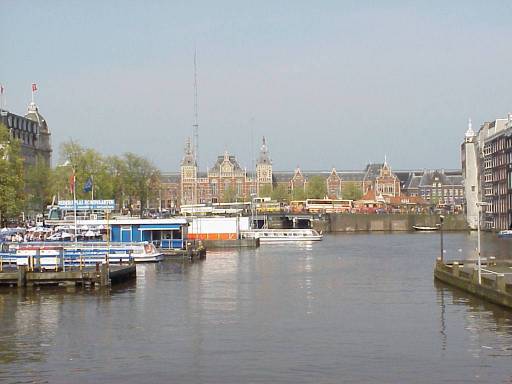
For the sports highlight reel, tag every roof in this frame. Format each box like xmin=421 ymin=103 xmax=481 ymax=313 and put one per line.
xmin=25 ymin=102 xmax=49 ymax=133
xmin=209 ymin=152 xmax=245 ymax=173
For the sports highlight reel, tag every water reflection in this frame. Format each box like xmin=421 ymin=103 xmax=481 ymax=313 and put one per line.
xmin=0 ymin=233 xmax=511 ymax=383
xmin=435 ymin=279 xmax=512 ymax=357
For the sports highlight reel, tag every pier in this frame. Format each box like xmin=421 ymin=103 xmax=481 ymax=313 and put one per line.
xmin=0 ymin=263 xmax=136 ymax=288
xmin=434 ymin=257 xmax=512 ymax=309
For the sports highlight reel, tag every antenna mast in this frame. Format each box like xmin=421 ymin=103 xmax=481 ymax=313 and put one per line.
xmin=193 ymin=48 xmax=199 ymax=168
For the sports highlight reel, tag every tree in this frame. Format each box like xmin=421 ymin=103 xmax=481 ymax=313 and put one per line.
xmin=271 ymin=184 xmax=290 ymax=202
xmin=25 ymin=155 xmax=52 ymax=214
xmin=0 ymin=123 xmax=25 ymax=225
xmin=342 ymin=182 xmax=362 ymax=201
xmin=291 ymin=187 xmax=306 ymax=201
xmin=221 ymin=185 xmax=237 ymax=203
xmin=258 ymin=184 xmax=272 ymax=198
xmin=59 ymin=141 xmax=112 ymax=200
xmin=305 ymin=176 xmax=327 ymax=199
xmin=122 ymin=152 xmax=160 ymax=216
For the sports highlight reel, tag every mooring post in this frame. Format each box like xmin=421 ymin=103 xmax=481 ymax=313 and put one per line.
xmin=17 ymin=265 xmax=27 ymax=288
xmin=472 ymin=267 xmax=480 ymax=285
xmin=36 ymin=249 xmax=41 ymax=271
xmin=496 ymin=274 xmax=506 ymax=292
xmin=452 ymin=261 xmax=460 ymax=277
xmin=100 ymin=263 xmax=110 ymax=287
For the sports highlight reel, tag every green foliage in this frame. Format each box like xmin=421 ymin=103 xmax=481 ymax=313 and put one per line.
xmin=57 ymin=141 xmax=160 ymax=215
xmin=0 ymin=123 xmax=25 ymax=224
xmin=271 ymin=183 xmax=290 ymax=202
xmin=258 ymin=184 xmax=272 ymax=198
xmin=122 ymin=152 xmax=161 ymax=215
xmin=342 ymin=182 xmax=363 ymax=200
xmin=305 ymin=176 xmax=327 ymax=199
xmin=25 ymin=155 xmax=52 ymax=214
xmin=221 ymin=185 xmax=237 ymax=203
xmin=291 ymin=187 xmax=306 ymax=201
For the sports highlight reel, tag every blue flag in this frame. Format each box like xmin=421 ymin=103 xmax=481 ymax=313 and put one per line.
xmin=83 ymin=176 xmax=93 ymax=193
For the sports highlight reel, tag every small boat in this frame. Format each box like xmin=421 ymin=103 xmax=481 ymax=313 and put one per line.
xmin=412 ymin=225 xmax=439 ymax=231
xmin=498 ymin=230 xmax=512 ymax=239
xmin=240 ymin=228 xmax=323 ymax=243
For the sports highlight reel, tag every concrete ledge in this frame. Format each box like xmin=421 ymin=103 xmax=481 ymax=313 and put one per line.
xmin=434 ymin=260 xmax=512 ymax=309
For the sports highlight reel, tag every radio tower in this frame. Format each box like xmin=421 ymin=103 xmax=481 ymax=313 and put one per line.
xmin=193 ymin=48 xmax=199 ymax=168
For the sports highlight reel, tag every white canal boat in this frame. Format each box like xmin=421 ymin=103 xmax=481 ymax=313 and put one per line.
xmin=0 ymin=242 xmax=163 ymax=268
xmin=241 ymin=229 xmax=323 ymax=243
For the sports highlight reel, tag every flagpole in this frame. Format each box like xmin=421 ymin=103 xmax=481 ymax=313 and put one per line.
xmin=91 ymin=175 xmax=94 ymax=201
xmin=73 ymin=171 xmax=77 ymax=244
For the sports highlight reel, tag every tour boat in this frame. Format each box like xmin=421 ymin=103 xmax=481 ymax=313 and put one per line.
xmin=240 ymin=228 xmax=323 ymax=243
xmin=412 ymin=225 xmax=439 ymax=231
xmin=498 ymin=230 xmax=512 ymax=239
xmin=0 ymin=242 xmax=163 ymax=268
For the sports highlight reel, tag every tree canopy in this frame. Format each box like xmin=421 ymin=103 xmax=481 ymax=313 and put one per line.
xmin=0 ymin=123 xmax=25 ymax=225
xmin=342 ymin=182 xmax=363 ymax=201
xmin=305 ymin=176 xmax=327 ymax=199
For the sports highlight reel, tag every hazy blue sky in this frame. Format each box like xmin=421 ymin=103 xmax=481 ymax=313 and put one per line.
xmin=2 ymin=1 xmax=511 ymax=171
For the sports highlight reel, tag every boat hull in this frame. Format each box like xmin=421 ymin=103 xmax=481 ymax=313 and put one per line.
xmin=412 ymin=226 xmax=439 ymax=231
xmin=241 ymin=229 xmax=323 ymax=243
xmin=498 ymin=230 xmax=512 ymax=239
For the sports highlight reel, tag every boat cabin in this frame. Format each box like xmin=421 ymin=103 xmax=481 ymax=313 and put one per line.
xmin=109 ymin=219 xmax=188 ymax=249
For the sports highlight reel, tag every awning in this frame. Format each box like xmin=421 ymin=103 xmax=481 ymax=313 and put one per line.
xmin=138 ymin=224 xmax=181 ymax=231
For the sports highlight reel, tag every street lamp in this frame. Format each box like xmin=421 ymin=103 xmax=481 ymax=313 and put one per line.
xmin=476 ymin=201 xmax=491 ymax=284
xmin=250 ymin=193 xmax=257 ymax=230
xmin=439 ymin=215 xmax=445 ymax=261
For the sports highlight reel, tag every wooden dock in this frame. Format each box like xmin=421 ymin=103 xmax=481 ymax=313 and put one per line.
xmin=161 ymin=246 xmax=206 ymax=261
xmin=0 ymin=263 xmax=136 ymax=288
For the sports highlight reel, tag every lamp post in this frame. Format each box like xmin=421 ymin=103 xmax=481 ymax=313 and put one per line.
xmin=250 ymin=193 xmax=256 ymax=230
xmin=476 ymin=201 xmax=490 ymax=285
xmin=439 ymin=215 xmax=445 ymax=261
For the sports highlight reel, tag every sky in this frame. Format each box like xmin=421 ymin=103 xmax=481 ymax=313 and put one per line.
xmin=1 ymin=1 xmax=512 ymax=172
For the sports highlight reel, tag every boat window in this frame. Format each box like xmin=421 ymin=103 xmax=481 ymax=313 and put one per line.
xmin=264 ymin=233 xmax=269 ymax=236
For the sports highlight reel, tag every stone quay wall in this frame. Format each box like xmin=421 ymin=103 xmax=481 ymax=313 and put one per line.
xmin=325 ymin=213 xmax=468 ymax=232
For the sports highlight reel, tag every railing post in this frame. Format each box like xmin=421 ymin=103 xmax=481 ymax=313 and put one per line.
xmin=472 ymin=267 xmax=480 ymax=285
xmin=452 ymin=261 xmax=460 ymax=277
xmin=496 ymin=274 xmax=506 ymax=292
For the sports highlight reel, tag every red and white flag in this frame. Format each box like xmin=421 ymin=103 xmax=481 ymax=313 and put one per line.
xmin=32 ymin=83 xmax=37 ymax=92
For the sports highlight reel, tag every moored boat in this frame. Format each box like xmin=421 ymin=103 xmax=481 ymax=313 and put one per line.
xmin=1 ymin=241 xmax=163 ymax=267
xmin=412 ymin=225 xmax=439 ymax=231
xmin=240 ymin=228 xmax=323 ymax=243
xmin=497 ymin=230 xmax=512 ymax=239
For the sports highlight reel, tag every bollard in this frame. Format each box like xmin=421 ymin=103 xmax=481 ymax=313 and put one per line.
xmin=489 ymin=256 xmax=496 ymax=267
xmin=496 ymin=274 xmax=506 ymax=292
xmin=17 ymin=265 xmax=27 ymax=287
xmin=452 ymin=261 xmax=460 ymax=277
xmin=100 ymin=263 xmax=110 ymax=287
xmin=472 ymin=267 xmax=480 ymax=285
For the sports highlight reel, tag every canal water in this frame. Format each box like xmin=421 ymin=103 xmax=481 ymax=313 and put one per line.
xmin=1 ymin=233 xmax=511 ymax=383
